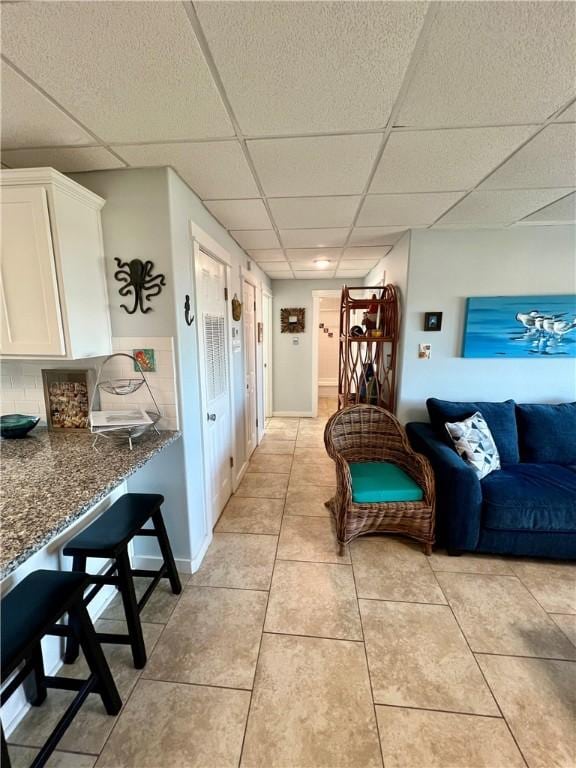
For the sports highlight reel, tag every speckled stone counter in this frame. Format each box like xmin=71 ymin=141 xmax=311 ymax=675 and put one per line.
xmin=0 ymin=428 xmax=181 ymax=579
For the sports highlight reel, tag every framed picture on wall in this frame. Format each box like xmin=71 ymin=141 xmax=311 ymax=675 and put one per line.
xmin=281 ymin=307 xmax=305 ymax=333
xmin=424 ymin=312 xmax=442 ymax=331
xmin=257 ymin=322 xmax=263 ymax=343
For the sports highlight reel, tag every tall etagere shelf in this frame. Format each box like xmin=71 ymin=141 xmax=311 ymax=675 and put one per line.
xmin=338 ymin=284 xmax=400 ymax=413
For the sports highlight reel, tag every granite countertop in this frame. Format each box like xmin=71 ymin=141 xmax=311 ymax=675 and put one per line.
xmin=0 ymin=428 xmax=181 ymax=579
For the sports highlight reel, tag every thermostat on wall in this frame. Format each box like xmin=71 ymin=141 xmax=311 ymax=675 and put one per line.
xmin=292 ymin=337 xmax=299 ymax=346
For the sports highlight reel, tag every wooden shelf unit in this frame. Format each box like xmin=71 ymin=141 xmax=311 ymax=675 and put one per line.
xmin=338 ymin=284 xmax=400 ymax=413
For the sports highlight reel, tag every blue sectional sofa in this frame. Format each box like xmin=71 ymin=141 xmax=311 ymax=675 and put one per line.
xmin=406 ymin=399 xmax=576 ymax=560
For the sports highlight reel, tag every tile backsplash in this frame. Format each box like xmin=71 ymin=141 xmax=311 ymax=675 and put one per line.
xmin=0 ymin=336 xmax=179 ymax=431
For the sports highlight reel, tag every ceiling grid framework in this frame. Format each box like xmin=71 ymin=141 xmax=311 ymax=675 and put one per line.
xmin=0 ymin=0 xmax=575 ymax=280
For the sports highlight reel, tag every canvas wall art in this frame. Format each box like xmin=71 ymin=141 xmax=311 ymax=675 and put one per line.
xmin=462 ymin=295 xmax=576 ymax=358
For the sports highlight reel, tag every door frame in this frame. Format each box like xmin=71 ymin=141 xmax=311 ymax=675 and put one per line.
xmin=311 ymin=289 xmax=342 ymax=418
xmin=241 ymin=267 xmax=263 ymax=452
xmin=190 ymin=223 xmax=236 ymax=540
xmin=261 ymin=288 xmax=273 ymax=424
xmin=242 ymin=275 xmax=258 ymax=459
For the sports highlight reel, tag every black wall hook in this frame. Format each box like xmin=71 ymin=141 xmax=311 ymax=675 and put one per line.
xmin=184 ymin=294 xmax=195 ymax=326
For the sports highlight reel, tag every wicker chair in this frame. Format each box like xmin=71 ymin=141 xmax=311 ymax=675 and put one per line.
xmin=324 ymin=405 xmax=436 ymax=555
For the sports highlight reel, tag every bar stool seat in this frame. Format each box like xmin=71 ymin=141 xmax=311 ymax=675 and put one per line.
xmin=1 ymin=570 xmax=121 ymax=768
xmin=63 ymin=492 xmax=181 ymax=670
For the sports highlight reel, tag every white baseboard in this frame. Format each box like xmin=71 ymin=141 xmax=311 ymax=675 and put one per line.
xmin=318 ymin=378 xmax=338 ymax=387
xmin=272 ymin=410 xmax=314 ymax=417
xmin=191 ymin=532 xmax=212 ymax=573
xmin=130 ymin=554 xmax=193 ymax=575
xmin=234 ymin=460 xmax=249 ymax=489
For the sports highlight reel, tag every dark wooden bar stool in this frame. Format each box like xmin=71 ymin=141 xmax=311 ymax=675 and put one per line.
xmin=1 ymin=570 xmax=121 ymax=768
xmin=63 ymin=493 xmax=182 ymax=670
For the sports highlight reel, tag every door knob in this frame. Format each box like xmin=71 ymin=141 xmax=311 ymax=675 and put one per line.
xmin=207 ymin=413 xmax=216 ymax=421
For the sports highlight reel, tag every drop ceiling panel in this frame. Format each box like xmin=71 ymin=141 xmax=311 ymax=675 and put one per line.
xmin=279 ymin=229 xmax=350 ymax=248
xmin=437 ymin=188 xmax=574 ymax=226
xmin=248 ymin=134 xmax=382 ymax=197
xmin=0 ymin=2 xmax=234 ymax=143
xmin=397 ymin=2 xmax=576 ymax=127
xmin=231 ymin=230 xmax=280 ymax=249
xmin=336 ymin=269 xmax=370 ymax=278
xmin=196 ymin=2 xmax=428 ymax=135
xmin=290 ymin=261 xmax=338 ymax=271
xmin=349 ymin=228 xmax=407 ymax=246
xmin=557 ymin=102 xmax=576 ymax=123
xmin=1 ymin=146 xmax=124 ymax=172
xmin=269 ymin=196 xmax=360 ymax=229
xmin=1 ymin=64 xmax=94 ymax=150
xmin=371 ymin=126 xmax=534 ymax=193
xmin=259 ymin=264 xmax=293 ymax=275
xmin=480 ymin=124 xmax=576 ymax=190
xmin=358 ymin=192 xmax=462 ymax=226
xmin=204 ymin=199 xmax=271 ymax=230
xmin=285 ymin=249 xmax=342 ymax=262
xmin=114 ymin=141 xmax=259 ymax=199
xmin=338 ymin=259 xmax=379 ymax=270
xmin=518 ymin=192 xmax=576 ymax=224
xmin=247 ymin=250 xmax=286 ymax=262
xmin=343 ymin=246 xmax=392 ymax=259
xmin=294 ymin=270 xmax=337 ymax=279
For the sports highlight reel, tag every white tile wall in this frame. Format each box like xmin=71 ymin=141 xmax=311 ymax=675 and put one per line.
xmin=0 ymin=337 xmax=179 ymax=431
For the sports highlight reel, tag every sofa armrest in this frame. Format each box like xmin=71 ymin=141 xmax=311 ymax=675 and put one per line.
xmin=406 ymin=422 xmax=483 ymax=551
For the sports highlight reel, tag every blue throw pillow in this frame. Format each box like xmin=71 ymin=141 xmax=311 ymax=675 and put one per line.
xmin=516 ymin=403 xmax=576 ymax=465
xmin=426 ymin=398 xmax=520 ymax=465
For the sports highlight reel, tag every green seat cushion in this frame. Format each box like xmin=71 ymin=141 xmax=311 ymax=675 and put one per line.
xmin=349 ymin=461 xmax=424 ymax=504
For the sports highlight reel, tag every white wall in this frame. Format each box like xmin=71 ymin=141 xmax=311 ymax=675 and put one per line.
xmin=397 ymin=227 xmax=576 ymax=422
xmin=272 ymin=278 xmax=362 ymax=415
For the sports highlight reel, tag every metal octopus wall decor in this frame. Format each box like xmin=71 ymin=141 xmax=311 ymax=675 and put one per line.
xmin=114 ymin=258 xmax=166 ymax=314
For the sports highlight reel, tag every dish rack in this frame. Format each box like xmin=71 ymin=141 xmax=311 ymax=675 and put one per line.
xmin=89 ymin=353 xmax=162 ymax=449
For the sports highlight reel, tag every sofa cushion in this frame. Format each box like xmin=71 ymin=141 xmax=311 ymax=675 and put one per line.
xmin=427 ymin=398 xmax=519 ymax=465
xmin=445 ymin=411 xmax=501 ymax=479
xmin=349 ymin=461 xmax=424 ymax=504
xmin=516 ymin=403 xmax=576 ymax=465
xmin=482 ymin=463 xmax=576 ymax=532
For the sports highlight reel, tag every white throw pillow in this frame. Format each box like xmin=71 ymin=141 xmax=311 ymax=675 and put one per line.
xmin=445 ymin=411 xmax=501 ymax=479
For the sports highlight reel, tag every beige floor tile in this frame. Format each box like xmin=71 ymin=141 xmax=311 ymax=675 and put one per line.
xmin=351 ymin=537 xmax=447 ymax=604
xmin=95 ymin=680 xmax=250 ymax=768
xmin=294 ymin=446 xmax=331 ymax=461
xmin=295 ymin=435 xmax=326 ymax=447
xmin=235 ymin=472 xmax=289 ymax=499
xmin=551 ymin=613 xmax=576 ymax=646
xmin=215 ymin=496 xmax=284 ymax=534
xmin=509 ymin=559 xmax=576 ymax=614
xmin=284 ymin=485 xmax=334 ymax=517
xmin=190 ymin=533 xmax=277 ymax=590
xmin=429 ymin=550 xmax=514 ymax=575
xmin=436 ymin=572 xmax=576 ymax=659
xmin=360 ymin=600 xmax=498 ymax=715
xmin=8 ymin=622 xmax=163 ymax=754
xmin=253 ymin=439 xmax=295 ymax=455
xmin=267 ymin=417 xmax=300 ymax=429
xmin=9 ymin=747 xmax=96 ymax=768
xmin=264 ymin=427 xmax=298 ymax=440
xmin=277 ymin=516 xmax=350 ymax=564
xmin=144 ymin=586 xmax=266 ymax=689
xmin=102 ymin=574 xmax=188 ymax=624
xmin=477 ymin=654 xmax=576 ymax=768
xmin=248 ymin=453 xmax=293 ymax=474
xmin=241 ymin=633 xmax=382 ymax=768
xmin=375 ymin=706 xmax=525 ymax=768
xmin=265 ymin=560 xmax=362 ymax=640
xmin=290 ymin=461 xmax=336 ymax=486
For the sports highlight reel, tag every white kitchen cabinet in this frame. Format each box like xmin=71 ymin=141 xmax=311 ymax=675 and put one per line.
xmin=0 ymin=168 xmax=112 ymax=359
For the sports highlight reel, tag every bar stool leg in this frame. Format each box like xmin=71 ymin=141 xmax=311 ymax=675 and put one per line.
xmin=26 ymin=645 xmax=47 ymax=706
xmin=71 ymin=603 xmax=121 ymax=716
xmin=117 ymin=550 xmax=147 ymax=669
xmin=152 ymin=510 xmax=182 ymax=595
xmin=64 ymin=555 xmax=87 ymax=664
xmin=1 ymin=725 xmax=11 ymax=768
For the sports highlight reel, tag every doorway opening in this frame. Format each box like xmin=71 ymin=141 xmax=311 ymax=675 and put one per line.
xmin=311 ymin=289 xmax=341 ymax=418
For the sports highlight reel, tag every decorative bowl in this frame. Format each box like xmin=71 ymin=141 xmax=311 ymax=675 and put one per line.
xmin=0 ymin=414 xmax=40 ymax=439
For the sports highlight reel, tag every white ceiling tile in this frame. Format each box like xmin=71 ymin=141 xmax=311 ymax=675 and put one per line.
xmin=196 ymin=2 xmax=428 ymax=135
xmin=343 ymin=246 xmax=392 ymax=259
xmin=294 ymin=270 xmax=337 ymax=279
xmin=337 ymin=269 xmax=370 ymax=278
xmin=338 ymin=259 xmax=379 ymax=270
xmin=397 ymin=2 xmax=576 ymax=127
xmin=1 ymin=2 xmax=234 ymax=143
xmin=349 ymin=228 xmax=407 ymax=246
xmin=247 ymin=250 xmax=286 ymax=262
xmin=480 ymin=124 xmax=576 ymax=190
xmin=285 ymin=249 xmax=342 ymax=262
xmin=204 ymin=199 xmax=271 ymax=230
xmin=358 ymin=193 xmax=462 ymax=226
xmin=231 ymin=230 xmax=280 ymax=249
xmin=279 ymin=229 xmax=350 ymax=248
xmin=1 ymin=63 xmax=94 ymax=150
xmin=372 ymin=126 xmax=534 ymax=193
xmin=1 ymin=146 xmax=124 ymax=172
xmin=269 ymin=197 xmax=360 ymax=229
xmin=518 ymin=192 xmax=576 ymax=224
xmin=248 ymin=134 xmax=381 ymax=197
xmin=114 ymin=141 xmax=259 ymax=199
xmin=258 ymin=264 xmax=293 ymax=275
xmin=556 ymin=102 xmax=576 ymax=123
xmin=290 ymin=260 xmax=338 ymax=271
xmin=437 ymin=188 xmax=575 ymax=226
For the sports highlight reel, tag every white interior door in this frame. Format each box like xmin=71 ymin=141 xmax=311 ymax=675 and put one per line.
xmin=262 ymin=292 xmax=273 ymax=419
xmin=196 ymin=248 xmax=232 ymax=527
xmin=243 ymin=279 xmax=257 ymax=458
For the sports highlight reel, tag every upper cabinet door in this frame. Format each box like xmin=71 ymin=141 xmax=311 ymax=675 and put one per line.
xmin=0 ymin=186 xmax=66 ymax=356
